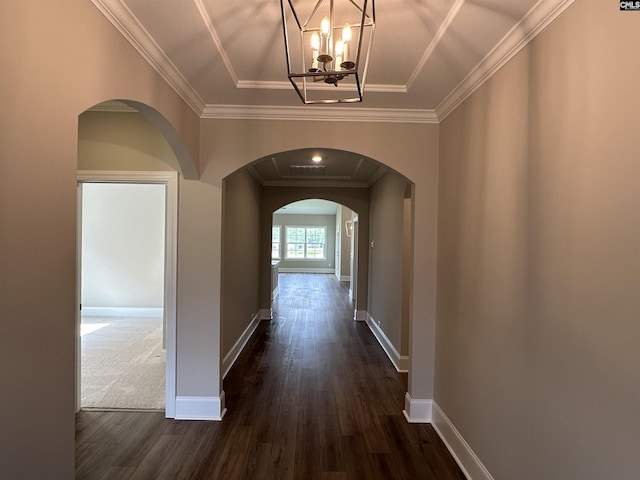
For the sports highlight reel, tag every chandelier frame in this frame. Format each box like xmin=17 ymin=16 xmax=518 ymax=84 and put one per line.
xmin=280 ymin=0 xmax=376 ymax=104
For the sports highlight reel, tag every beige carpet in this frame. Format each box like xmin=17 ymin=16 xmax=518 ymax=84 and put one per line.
xmin=81 ymin=315 xmax=165 ymax=410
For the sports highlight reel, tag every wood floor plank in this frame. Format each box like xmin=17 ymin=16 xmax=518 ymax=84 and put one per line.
xmin=76 ymin=273 xmax=466 ymax=480
xmin=268 ymin=405 xmax=299 ymax=480
xmin=98 ymin=466 xmax=136 ymax=480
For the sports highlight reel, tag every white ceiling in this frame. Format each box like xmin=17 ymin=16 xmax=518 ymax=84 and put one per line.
xmin=92 ymin=0 xmax=574 ymax=121
xmin=274 ymin=199 xmax=339 ymax=215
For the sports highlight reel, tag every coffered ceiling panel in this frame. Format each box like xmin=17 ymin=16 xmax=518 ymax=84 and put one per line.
xmin=248 ymin=148 xmax=385 ymax=187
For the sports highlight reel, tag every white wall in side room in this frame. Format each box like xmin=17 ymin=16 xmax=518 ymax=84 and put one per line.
xmin=81 ymin=183 xmax=165 ymax=312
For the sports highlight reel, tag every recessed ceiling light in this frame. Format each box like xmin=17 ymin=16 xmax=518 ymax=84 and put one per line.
xmin=312 ymin=155 xmax=322 ymax=163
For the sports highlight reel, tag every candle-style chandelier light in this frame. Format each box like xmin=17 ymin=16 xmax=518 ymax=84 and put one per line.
xmin=280 ymin=0 xmax=375 ymax=104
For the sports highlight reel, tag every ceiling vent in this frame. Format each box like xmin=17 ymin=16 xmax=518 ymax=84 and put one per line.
xmin=289 ymin=165 xmax=326 ymax=176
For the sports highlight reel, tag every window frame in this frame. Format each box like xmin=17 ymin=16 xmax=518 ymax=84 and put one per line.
xmin=272 ymin=225 xmax=281 ymax=260
xmin=284 ymin=225 xmax=327 ymax=260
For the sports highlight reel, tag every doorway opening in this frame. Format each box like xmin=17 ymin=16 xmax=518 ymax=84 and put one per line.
xmin=76 ymin=172 xmax=178 ymax=415
xmin=222 ymin=149 xmax=415 ymax=418
xmin=270 ymin=199 xmax=358 ymax=317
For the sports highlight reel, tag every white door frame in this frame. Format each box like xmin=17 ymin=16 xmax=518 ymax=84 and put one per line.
xmin=76 ymin=170 xmax=178 ymax=418
xmin=350 ymin=215 xmax=359 ymax=316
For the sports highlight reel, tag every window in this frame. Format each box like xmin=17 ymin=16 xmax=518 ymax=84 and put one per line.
xmin=286 ymin=226 xmax=326 ymax=259
xmin=272 ymin=225 xmax=281 ymax=259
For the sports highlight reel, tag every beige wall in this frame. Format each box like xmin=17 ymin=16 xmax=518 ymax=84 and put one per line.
xmin=79 ymin=111 xmax=180 ymax=172
xmin=0 ymin=1 xmax=199 ymax=478
xmin=339 ymin=205 xmax=353 ymax=279
xmin=436 ymin=1 xmax=640 ymax=478
xmin=368 ymin=171 xmax=410 ymax=355
xmin=222 ymin=169 xmax=262 ymax=358
xmin=175 ymin=174 xmax=224 ymax=398
xmin=401 ymin=197 xmax=412 ymax=354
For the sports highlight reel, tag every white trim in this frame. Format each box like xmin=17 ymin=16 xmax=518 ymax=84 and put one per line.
xmin=402 ymin=393 xmax=432 ymax=423
xmin=193 ymin=0 xmax=238 ymax=86
xmin=89 ymin=0 xmax=205 ymax=114
xmin=432 ymin=402 xmax=495 ymax=480
xmin=222 ymin=314 xmax=261 ymax=378
xmin=201 ymin=105 xmax=438 ymax=124
xmin=354 ymin=309 xmax=367 ymax=322
xmin=407 ymin=0 xmax=466 ymax=89
xmin=77 ymin=170 xmax=177 ymax=183
xmin=278 ymin=267 xmax=335 ymax=274
xmin=436 ymin=0 xmax=576 ymax=120
xmin=76 ymin=185 xmax=83 ymax=412
xmin=175 ymin=393 xmax=227 ymax=421
xmin=163 ymin=171 xmax=179 ymax=418
xmin=81 ymin=307 xmax=163 ymax=317
xmin=339 ymin=275 xmax=350 ymax=282
xmin=259 ymin=309 xmax=273 ymax=320
xmin=365 ymin=313 xmax=408 ymax=372
xmin=77 ymin=170 xmax=178 ymax=418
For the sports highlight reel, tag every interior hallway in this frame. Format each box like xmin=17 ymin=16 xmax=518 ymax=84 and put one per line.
xmin=75 ymin=274 xmax=465 ymax=479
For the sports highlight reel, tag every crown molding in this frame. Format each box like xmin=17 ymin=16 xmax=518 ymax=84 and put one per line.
xmin=436 ymin=0 xmax=576 ymax=121
xmin=90 ymin=0 xmax=205 ymax=114
xmin=201 ymin=104 xmax=438 ymax=123
xmin=368 ymin=165 xmax=388 ymax=186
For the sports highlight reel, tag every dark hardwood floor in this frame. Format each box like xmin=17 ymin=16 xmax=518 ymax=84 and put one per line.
xmin=76 ymin=273 xmax=466 ymax=480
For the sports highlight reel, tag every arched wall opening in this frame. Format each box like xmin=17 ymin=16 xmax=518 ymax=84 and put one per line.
xmin=76 ymin=100 xmax=188 ymax=418
xmin=220 ymin=148 xmax=416 ymax=405
xmin=77 ymin=100 xmax=194 ymax=177
xmin=259 ymin=186 xmax=371 ymax=316
xmin=270 ymin=199 xmax=356 ymax=294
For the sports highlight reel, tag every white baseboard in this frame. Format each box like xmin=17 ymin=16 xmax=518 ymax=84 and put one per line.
xmin=222 ymin=314 xmax=261 ymax=378
xmin=259 ymin=308 xmax=273 ymax=320
xmin=365 ymin=313 xmax=408 ymax=372
xmin=354 ymin=309 xmax=367 ymax=321
xmin=81 ymin=307 xmax=163 ymax=317
xmin=175 ymin=393 xmax=226 ymax=421
xmin=339 ymin=275 xmax=350 ymax=282
xmin=402 ymin=393 xmax=432 ymax=423
xmin=432 ymin=402 xmax=495 ymax=480
xmin=278 ymin=267 xmax=335 ymax=274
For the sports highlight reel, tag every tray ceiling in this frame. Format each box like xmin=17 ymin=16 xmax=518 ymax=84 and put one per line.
xmin=92 ymin=0 xmax=574 ymax=120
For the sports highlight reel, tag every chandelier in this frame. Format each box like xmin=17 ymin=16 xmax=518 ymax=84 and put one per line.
xmin=280 ymin=0 xmax=376 ymax=104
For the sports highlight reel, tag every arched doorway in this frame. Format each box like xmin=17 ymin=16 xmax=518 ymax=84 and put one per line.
xmin=220 ymin=148 xmax=415 ymax=400
xmin=270 ymin=199 xmax=357 ymax=314
xmin=76 ymin=100 xmax=192 ymax=418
